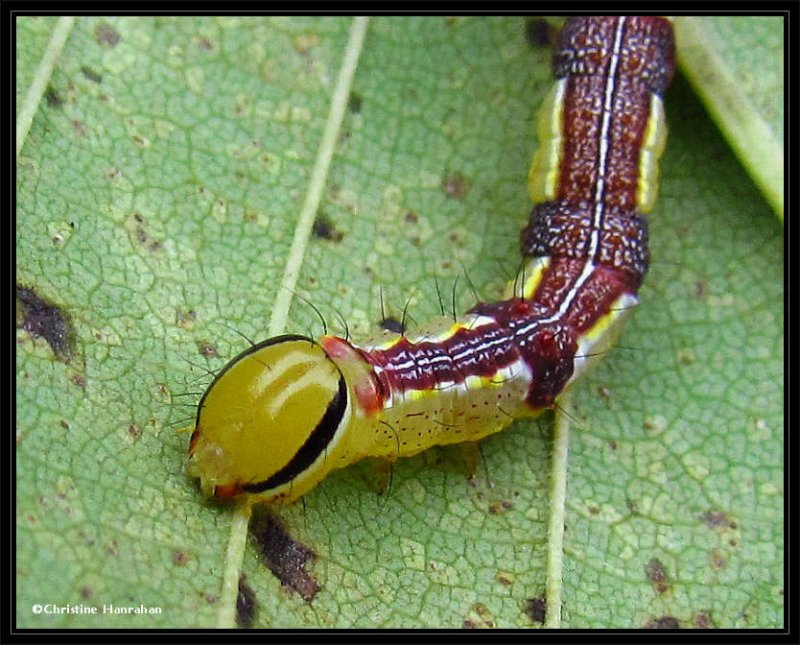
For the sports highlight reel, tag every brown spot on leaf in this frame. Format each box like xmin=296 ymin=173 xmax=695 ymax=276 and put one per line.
xmin=442 ymin=172 xmax=470 ymax=200
xmin=702 ymin=510 xmax=737 ymax=530
xmin=81 ymin=66 xmax=103 ymax=83
xmin=693 ymin=280 xmax=708 ymax=300
xmin=236 ymin=576 xmax=258 ymax=629
xmin=348 ymin=91 xmax=363 ymax=113
xmin=172 ymin=550 xmax=189 ymax=566
xmin=645 ymin=615 xmax=680 ymax=629
xmin=126 ymin=424 xmax=143 ymax=441
xmin=488 ymin=500 xmax=512 ymax=515
xmin=105 ymin=540 xmax=119 ymax=556
xmin=250 ymin=511 xmax=319 ymax=603
xmin=709 ymin=548 xmax=727 ymax=570
xmin=45 ymin=85 xmax=64 ymax=108
xmin=462 ymin=602 xmax=496 ymax=629
xmin=69 ymin=372 xmax=86 ymax=388
xmin=175 ymin=309 xmax=198 ymax=330
xmin=125 ymin=212 xmax=163 ymax=252
xmin=380 ymin=316 xmax=405 ymax=335
xmin=292 ymin=33 xmax=319 ymax=55
xmin=197 ymin=342 xmax=218 ymax=359
xmin=525 ymin=597 xmax=546 ymax=624
xmin=404 ymin=211 xmax=418 ymax=224
xmin=197 ymin=37 xmax=214 ymax=51
xmin=79 ymin=586 xmax=93 ymax=599
xmin=95 ymin=22 xmax=121 ymax=47
xmin=694 ymin=611 xmax=713 ymax=628
xmin=16 ymin=284 xmax=76 ymax=361
xmin=496 ymin=571 xmax=513 ymax=587
xmin=525 ymin=18 xmax=554 ymax=48
xmin=645 ymin=557 xmax=671 ymax=595
xmin=71 ymin=120 xmax=87 ymax=137
xmin=312 ymin=214 xmax=344 ymax=242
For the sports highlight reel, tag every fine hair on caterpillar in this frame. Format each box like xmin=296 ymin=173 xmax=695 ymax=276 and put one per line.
xmin=188 ymin=16 xmax=675 ymax=507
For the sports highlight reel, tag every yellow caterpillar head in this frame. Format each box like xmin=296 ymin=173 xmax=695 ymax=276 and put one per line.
xmin=187 ymin=334 xmax=349 ymax=505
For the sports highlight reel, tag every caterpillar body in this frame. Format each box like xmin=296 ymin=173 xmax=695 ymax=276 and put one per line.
xmin=188 ymin=16 xmax=675 ymax=505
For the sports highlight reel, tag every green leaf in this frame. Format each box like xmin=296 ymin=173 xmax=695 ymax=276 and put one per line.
xmin=675 ymin=16 xmax=784 ymax=218
xmin=16 ymin=16 xmax=783 ymax=629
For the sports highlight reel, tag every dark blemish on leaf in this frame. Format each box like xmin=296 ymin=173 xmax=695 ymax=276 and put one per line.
xmin=694 ymin=611 xmax=713 ymax=628
xmin=236 ymin=576 xmax=258 ymax=629
xmin=312 ymin=214 xmax=344 ymax=242
xmin=197 ymin=342 xmax=218 ymax=359
xmin=131 ymin=133 xmax=149 ymax=147
xmin=448 ymin=229 xmax=466 ymax=247
xmin=645 ymin=557 xmax=670 ymax=595
xmin=488 ymin=500 xmax=512 ymax=515
xmin=404 ymin=211 xmax=418 ymax=224
xmin=608 ymin=439 xmax=618 ymax=450
xmin=645 ymin=616 xmax=680 ymax=629
xmin=348 ymin=91 xmax=363 ymax=113
xmin=709 ymin=548 xmax=727 ymax=570
xmin=250 ymin=511 xmax=320 ymax=603
xmin=292 ymin=33 xmax=319 ymax=55
xmin=175 ymin=309 xmax=198 ymax=330
xmin=105 ymin=540 xmax=119 ymax=556
xmin=380 ymin=316 xmax=405 ymax=335
xmin=79 ymin=586 xmax=93 ymax=599
xmin=463 ymin=603 xmax=496 ymax=629
xmin=197 ymin=37 xmax=214 ymax=51
xmin=45 ymin=85 xmax=64 ymax=108
xmin=626 ymin=497 xmax=639 ymax=514
xmin=81 ymin=66 xmax=103 ymax=83
xmin=126 ymin=213 xmax=163 ymax=253
xmin=442 ymin=172 xmax=470 ymax=200
xmin=525 ymin=597 xmax=546 ymax=624
xmin=525 ymin=18 xmax=554 ymax=48
xmin=71 ymin=120 xmax=87 ymax=137
xmin=588 ymin=505 xmax=599 ymax=515
xmin=693 ymin=280 xmax=708 ymax=300
xmin=496 ymin=572 xmax=513 ymax=586
xmin=126 ymin=424 xmax=143 ymax=441
xmin=60 ymin=420 xmax=70 ymax=430
xmin=701 ymin=510 xmax=737 ymax=530
xmin=95 ymin=22 xmax=121 ymax=47
xmin=16 ymin=284 xmax=76 ymax=361
xmin=172 ymin=550 xmax=189 ymax=566
xmin=205 ymin=593 xmax=218 ymax=604
xmin=69 ymin=372 xmax=86 ymax=388
xmin=597 ymin=385 xmax=611 ymax=400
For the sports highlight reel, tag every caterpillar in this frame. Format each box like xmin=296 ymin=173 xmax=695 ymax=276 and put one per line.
xmin=188 ymin=16 xmax=675 ymax=505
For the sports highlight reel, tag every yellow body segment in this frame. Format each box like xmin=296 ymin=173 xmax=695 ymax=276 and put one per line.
xmin=528 ymin=81 xmax=565 ymax=204
xmin=637 ymin=94 xmax=668 ymax=213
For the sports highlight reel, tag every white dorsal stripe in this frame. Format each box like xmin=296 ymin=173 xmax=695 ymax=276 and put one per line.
xmin=520 ymin=16 xmax=628 ymax=339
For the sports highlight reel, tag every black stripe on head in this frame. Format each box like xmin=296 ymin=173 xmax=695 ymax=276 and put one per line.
xmin=243 ymin=371 xmax=348 ymax=494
